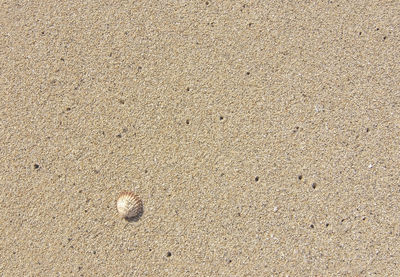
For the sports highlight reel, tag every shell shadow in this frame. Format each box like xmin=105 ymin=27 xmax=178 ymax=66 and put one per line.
xmin=124 ymin=206 xmax=144 ymax=223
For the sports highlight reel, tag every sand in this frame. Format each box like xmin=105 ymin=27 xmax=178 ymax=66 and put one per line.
xmin=1 ymin=1 xmax=399 ymax=276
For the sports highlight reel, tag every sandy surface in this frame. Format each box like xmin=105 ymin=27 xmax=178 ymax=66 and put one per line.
xmin=1 ymin=1 xmax=400 ymax=276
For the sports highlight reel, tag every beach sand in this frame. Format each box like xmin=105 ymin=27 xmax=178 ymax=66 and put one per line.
xmin=1 ymin=1 xmax=399 ymax=275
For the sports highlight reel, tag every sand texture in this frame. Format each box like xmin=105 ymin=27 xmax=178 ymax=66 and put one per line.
xmin=1 ymin=1 xmax=400 ymax=276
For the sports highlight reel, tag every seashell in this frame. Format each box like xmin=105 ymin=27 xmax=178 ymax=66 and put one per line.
xmin=117 ymin=191 xmax=143 ymax=219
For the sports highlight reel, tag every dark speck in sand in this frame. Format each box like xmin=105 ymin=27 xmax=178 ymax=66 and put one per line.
xmin=312 ymin=183 xmax=316 ymax=189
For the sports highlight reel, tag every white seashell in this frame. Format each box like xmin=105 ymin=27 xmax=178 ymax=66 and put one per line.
xmin=117 ymin=191 xmax=143 ymax=219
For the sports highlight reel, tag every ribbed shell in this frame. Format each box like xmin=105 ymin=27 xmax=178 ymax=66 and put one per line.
xmin=117 ymin=191 xmax=142 ymax=218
